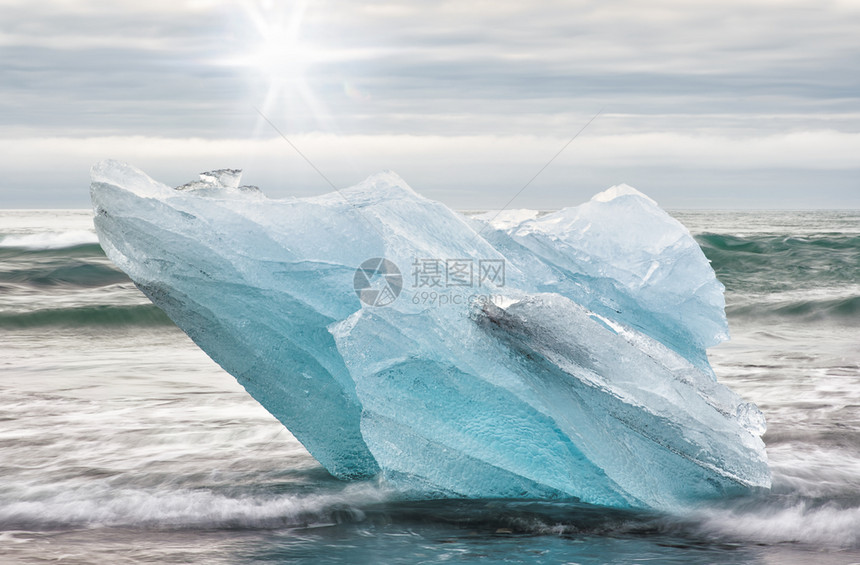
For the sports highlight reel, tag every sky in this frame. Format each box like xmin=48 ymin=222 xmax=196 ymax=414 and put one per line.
xmin=1 ymin=0 xmax=858 ymax=209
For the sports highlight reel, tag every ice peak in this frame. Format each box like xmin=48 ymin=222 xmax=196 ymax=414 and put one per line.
xmin=174 ymin=168 xmax=262 ymax=194
xmin=331 ymin=170 xmax=424 ymax=208
xmin=91 ymin=160 xmax=172 ymax=198
xmin=355 ymin=170 xmax=419 ymax=197
xmin=470 ymin=209 xmax=541 ymax=231
xmin=592 ymin=183 xmax=657 ymax=205
xmin=197 ymin=169 xmax=242 ymax=189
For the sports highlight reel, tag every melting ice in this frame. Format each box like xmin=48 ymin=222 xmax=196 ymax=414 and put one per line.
xmin=90 ymin=160 xmax=770 ymax=510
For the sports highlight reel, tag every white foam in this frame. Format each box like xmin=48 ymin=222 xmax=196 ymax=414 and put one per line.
xmin=0 ymin=230 xmax=99 ymax=249
xmin=0 ymin=482 xmax=391 ymax=529
xmin=690 ymin=502 xmax=860 ymax=549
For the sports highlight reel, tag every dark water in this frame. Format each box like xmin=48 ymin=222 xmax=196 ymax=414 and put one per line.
xmin=1 ymin=209 xmax=859 ymax=564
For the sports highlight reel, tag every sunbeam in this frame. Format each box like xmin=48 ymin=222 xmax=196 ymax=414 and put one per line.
xmin=228 ymin=0 xmax=334 ymax=133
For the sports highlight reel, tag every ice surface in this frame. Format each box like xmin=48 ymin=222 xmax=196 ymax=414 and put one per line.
xmin=176 ymin=168 xmax=260 ymax=195
xmin=471 ymin=183 xmax=728 ymax=376
xmin=91 ymin=160 xmax=770 ymax=510
xmin=468 ymin=209 xmax=542 ymax=230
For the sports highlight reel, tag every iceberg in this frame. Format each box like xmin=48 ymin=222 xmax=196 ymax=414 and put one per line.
xmin=90 ymin=160 xmax=770 ymax=510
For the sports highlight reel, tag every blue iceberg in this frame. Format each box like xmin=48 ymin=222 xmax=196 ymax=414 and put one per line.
xmin=90 ymin=160 xmax=770 ymax=510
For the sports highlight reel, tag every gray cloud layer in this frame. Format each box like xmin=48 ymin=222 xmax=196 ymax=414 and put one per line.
xmin=1 ymin=0 xmax=858 ymax=207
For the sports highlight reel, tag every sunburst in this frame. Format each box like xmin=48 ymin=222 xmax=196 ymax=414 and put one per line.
xmin=228 ymin=0 xmax=333 ymax=132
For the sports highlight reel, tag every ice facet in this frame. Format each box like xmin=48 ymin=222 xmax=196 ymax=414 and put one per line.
xmin=91 ymin=160 xmax=770 ymax=510
xmin=471 ymin=184 xmax=729 ymax=375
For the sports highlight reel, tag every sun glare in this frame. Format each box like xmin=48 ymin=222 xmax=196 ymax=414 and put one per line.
xmin=254 ymin=32 xmax=314 ymax=79
xmin=229 ymin=0 xmax=330 ymax=127
xmin=246 ymin=0 xmax=313 ymax=81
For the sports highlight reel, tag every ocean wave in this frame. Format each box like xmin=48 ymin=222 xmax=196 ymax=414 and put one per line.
xmin=0 ymin=238 xmax=127 ymax=290
xmin=697 ymin=233 xmax=860 ymax=293
xmin=0 ymin=483 xmax=390 ymax=530
xmin=2 ymin=473 xmax=858 ymax=550
xmin=0 ymin=304 xmax=173 ymax=328
xmin=698 ymin=232 xmax=860 ymax=253
xmin=666 ymin=442 xmax=860 ymax=550
xmin=0 ymin=482 xmax=653 ymax=538
xmin=504 ymin=498 xmax=860 ymax=549
xmin=0 ymin=230 xmax=99 ymax=250
xmin=683 ymin=501 xmax=860 ymax=549
xmin=0 ymin=263 xmax=129 ymax=288
xmin=726 ymin=292 xmax=860 ymax=323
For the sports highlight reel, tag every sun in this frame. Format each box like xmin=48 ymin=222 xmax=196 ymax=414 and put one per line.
xmin=227 ymin=0 xmax=329 ymax=128
xmin=245 ymin=0 xmax=314 ymax=81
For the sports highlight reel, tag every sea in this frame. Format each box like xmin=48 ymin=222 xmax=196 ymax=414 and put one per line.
xmin=1 ymin=209 xmax=858 ymax=564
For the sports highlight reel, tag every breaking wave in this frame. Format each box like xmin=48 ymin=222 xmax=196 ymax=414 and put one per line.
xmin=0 ymin=484 xmax=390 ymax=530
xmin=0 ymin=231 xmax=99 ymax=250
xmin=726 ymin=291 xmax=860 ymax=324
xmin=0 ymin=262 xmax=128 ymax=288
xmin=697 ymin=233 xmax=860 ymax=293
xmin=0 ymin=304 xmax=173 ymax=328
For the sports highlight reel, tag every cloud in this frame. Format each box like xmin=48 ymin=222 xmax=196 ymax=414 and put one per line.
xmin=0 ymin=0 xmax=858 ymax=206
xmin=1 ymin=131 xmax=857 ymax=208
xmin=2 ymin=0 xmax=858 ymax=135
xmin=5 ymin=130 xmax=858 ymax=170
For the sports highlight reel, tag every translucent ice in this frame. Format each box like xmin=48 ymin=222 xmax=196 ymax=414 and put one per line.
xmin=472 ymin=184 xmax=728 ymax=376
xmin=91 ymin=160 xmax=770 ymax=510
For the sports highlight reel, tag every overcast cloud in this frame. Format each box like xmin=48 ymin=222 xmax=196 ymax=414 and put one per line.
xmin=1 ymin=0 xmax=858 ymax=208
